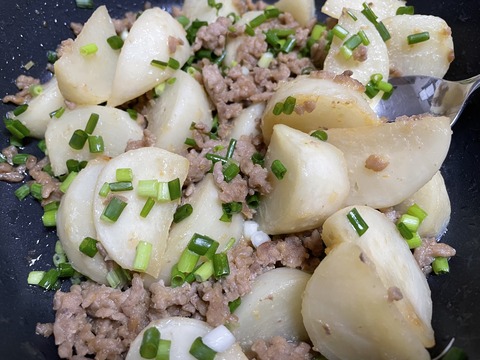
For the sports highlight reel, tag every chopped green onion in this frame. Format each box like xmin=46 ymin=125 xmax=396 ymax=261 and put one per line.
xmin=207 ymin=0 xmax=223 ymax=11
xmin=125 ymin=108 xmax=137 ymax=120
xmin=311 ymin=24 xmax=325 ymax=40
xmin=45 ymin=201 xmax=60 ymax=213
xmin=46 ymin=50 xmax=58 ymax=64
xmin=377 ymin=80 xmax=393 ymax=93
xmin=246 ymin=192 xmax=260 ymax=209
xmin=222 ymin=162 xmax=240 ymax=182
xmin=365 ymin=81 xmax=380 ymax=99
xmin=398 ymin=214 xmax=420 ymax=232
xmin=58 ymin=263 xmax=75 ymax=278
xmin=69 ymin=129 xmax=88 ymax=150
xmin=347 ymin=9 xmax=358 ymax=21
xmin=396 ymin=6 xmax=414 ymax=15
xmin=9 ymin=136 xmax=23 ymax=147
xmin=189 ymin=337 xmax=217 ymax=360
xmin=432 ymin=257 xmax=449 ymax=275
xmin=177 ymin=15 xmax=190 ymax=28
xmin=442 ymin=346 xmax=468 ymax=360
xmin=361 ymin=2 xmax=378 ymax=23
xmin=52 ymin=253 xmax=67 ymax=267
xmin=115 ymin=168 xmax=133 ymax=182
xmin=228 ymin=298 xmax=241 ymax=313
xmin=49 ymin=106 xmax=65 ymax=118
xmin=406 ymin=203 xmax=428 ymax=223
xmin=220 ymin=202 xmax=242 ymax=222
xmin=170 ymin=264 xmax=186 ymax=287
xmin=245 ymin=24 xmax=255 ymax=36
xmin=140 ymin=327 xmax=160 ymax=359
xmin=186 ymin=20 xmax=208 ymax=44
xmin=88 ymin=135 xmax=104 ymax=153
xmin=311 ymin=130 xmax=328 ymax=141
xmin=151 ymin=57 xmax=180 ymax=70
xmin=332 ymin=24 xmax=349 ymax=40
xmin=213 ymin=252 xmax=230 ymax=278
xmin=188 ymin=233 xmax=219 ymax=256
xmin=406 ymin=232 xmax=422 ymax=249
xmin=106 ymin=267 xmax=128 ymax=288
xmin=79 ymin=237 xmax=98 ymax=258
xmin=281 ymin=37 xmax=297 ymax=53
xmin=80 ymin=43 xmax=98 ymax=56
xmin=375 ymin=21 xmax=391 ymax=41
xmin=226 ymin=138 xmax=237 ymax=159
xmin=361 ymin=2 xmax=390 ymax=41
xmin=107 ymin=35 xmax=124 ymax=50
xmin=344 ymin=34 xmax=362 ymax=50
xmin=156 ymin=339 xmax=171 ymax=360
xmin=60 ymin=171 xmax=78 ymax=193
xmin=251 ymin=152 xmax=265 ymax=167
xmin=27 ymin=271 xmax=45 ymax=285
xmin=157 ymin=181 xmax=171 ymax=202
xmin=257 ymin=52 xmax=274 ymax=68
xmin=109 ymin=181 xmax=133 ymax=192
xmin=173 ymin=203 xmax=193 ymax=223
xmin=55 ymin=240 xmax=64 ymax=255
xmin=264 ymin=6 xmax=280 ymax=18
xmin=282 ymin=96 xmax=296 ymax=115
xmin=346 ymin=207 xmax=369 ymax=236
xmin=140 ymin=197 xmax=156 ymax=218
xmin=84 ymin=113 xmax=99 ymax=134
xmin=137 ymin=180 xmax=159 ymax=198
xmin=13 ymin=104 xmax=28 ymax=116
xmin=194 ymin=260 xmax=214 ymax=282
xmin=358 ymin=30 xmax=370 ymax=45
xmin=249 ymin=14 xmax=267 ymax=28
xmin=12 ymin=153 xmax=29 ymax=165
xmin=29 ymin=84 xmax=43 ymax=97
xmin=30 ymin=183 xmax=43 ymax=200
xmin=5 ymin=118 xmax=30 ymax=139
xmin=76 ymin=0 xmax=94 ymax=9
xmin=185 ymin=137 xmax=198 ymax=148
xmin=166 ymin=77 xmax=177 ymax=85
xmin=177 ymin=248 xmax=200 ymax=273
xmin=66 ymin=159 xmax=80 ymax=173
xmin=14 ymin=184 xmax=30 ymax=200
xmin=168 ymin=178 xmax=181 ymax=200
xmin=42 ymin=209 xmax=57 ymax=227
xmin=101 ymin=197 xmax=128 ymax=223
xmin=133 ymin=241 xmax=153 ymax=272
xmin=340 ymin=45 xmax=353 ymax=60
xmin=154 ymin=82 xmax=166 ymax=96
xmin=407 ymin=31 xmax=430 ymax=45
xmin=99 ymin=182 xmax=110 ymax=197
xmin=271 ymin=159 xmax=287 ymax=180
xmin=38 ymin=268 xmax=60 ymax=290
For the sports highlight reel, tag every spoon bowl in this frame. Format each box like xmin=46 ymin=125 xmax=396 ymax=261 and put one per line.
xmin=375 ymin=74 xmax=480 ymax=126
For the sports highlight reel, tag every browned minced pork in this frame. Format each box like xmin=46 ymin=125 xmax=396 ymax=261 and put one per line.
xmin=193 ymin=16 xmax=233 ymax=56
xmin=414 ymin=237 xmax=456 ymax=274
xmin=124 ymin=129 xmax=156 ymax=152
xmin=250 ymin=336 xmax=314 ymax=360
xmin=2 ymin=74 xmax=39 ymax=105
xmin=44 ymin=235 xmax=323 ymax=359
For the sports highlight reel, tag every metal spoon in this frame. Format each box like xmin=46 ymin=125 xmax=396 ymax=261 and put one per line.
xmin=375 ymin=74 xmax=480 ymax=126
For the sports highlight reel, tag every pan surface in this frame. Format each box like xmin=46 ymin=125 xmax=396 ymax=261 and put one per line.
xmin=0 ymin=1 xmax=479 ymax=359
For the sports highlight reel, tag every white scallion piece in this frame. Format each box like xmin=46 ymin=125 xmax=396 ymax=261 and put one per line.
xmin=243 ymin=220 xmax=259 ymax=240
xmin=201 ymin=325 xmax=236 ymax=353
xmin=251 ymin=230 xmax=270 ymax=248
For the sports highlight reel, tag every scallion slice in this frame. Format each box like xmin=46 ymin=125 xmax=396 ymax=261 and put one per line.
xmin=42 ymin=209 xmax=57 ymax=227
xmin=79 ymin=237 xmax=98 ymax=258
xmin=157 ymin=182 xmax=171 ymax=202
xmin=66 ymin=159 xmax=80 ymax=173
xmin=222 ymin=162 xmax=240 ymax=182
xmin=170 ymin=264 xmax=186 ymax=287
xmin=137 ymin=179 xmax=159 ymax=198
xmin=406 ymin=203 xmax=428 ymax=223
xmin=5 ymin=119 xmax=30 ymax=139
xmin=14 ymin=184 xmax=30 ymax=200
xmin=228 ymin=298 xmax=241 ymax=313
xmin=189 ymin=337 xmax=217 ymax=360
xmin=29 ymin=84 xmax=43 ymax=97
xmin=38 ymin=268 xmax=60 ymax=290
xmin=271 ymin=159 xmax=287 ymax=180
xmin=27 ymin=271 xmax=45 ymax=285
xmin=249 ymin=13 xmax=267 ymax=28
xmin=12 ymin=153 xmax=29 ymax=165
xmin=101 ymin=197 xmax=127 ymax=223
xmin=188 ymin=233 xmax=219 ymax=256
xmin=311 ymin=130 xmax=328 ymax=141
xmin=358 ymin=29 xmax=370 ymax=45
xmin=344 ymin=34 xmax=362 ymax=50
xmin=140 ymin=197 xmax=156 ymax=218
xmin=177 ymin=248 xmax=200 ymax=273
xmin=156 ymin=339 xmax=171 ymax=360
xmin=281 ymin=37 xmax=296 ymax=53
xmin=107 ymin=35 xmax=124 ymax=50
xmin=226 ymin=138 xmax=237 ymax=159
xmin=59 ymin=171 xmax=78 ymax=193
xmin=88 ymin=135 xmax=104 ymax=153
xmin=140 ymin=327 xmax=160 ymax=359
xmin=432 ymin=257 xmax=449 ymax=275
xmin=84 ymin=113 xmax=99 ymax=134
xmin=109 ymin=181 xmax=133 ymax=192
xmin=220 ymin=202 xmax=242 ymax=222
xmin=396 ymin=6 xmax=415 ymax=15
xmin=194 ymin=260 xmax=214 ymax=282
xmin=346 ymin=207 xmax=369 ymax=236
xmin=99 ymin=182 xmax=110 ymax=197
xmin=80 ymin=43 xmax=98 ymax=56
xmin=282 ymin=96 xmax=296 ymax=115
xmin=69 ymin=129 xmax=88 ymax=150
xmin=398 ymin=214 xmax=420 ymax=232
xmin=185 ymin=137 xmax=198 ymax=148
xmin=30 ymin=183 xmax=43 ymax=200
xmin=173 ymin=203 xmax=193 ymax=223
xmin=213 ymin=252 xmax=230 ymax=278
xmin=177 ymin=15 xmax=190 ymax=28
xmin=76 ymin=0 xmax=94 ymax=9
xmin=407 ymin=31 xmax=430 ymax=45
xmin=133 ymin=241 xmax=153 ymax=272
xmin=332 ymin=24 xmax=349 ymax=40
xmin=13 ymin=104 xmax=28 ymax=116
xmin=49 ymin=106 xmax=65 ymax=118
xmin=52 ymin=253 xmax=67 ymax=267
xmin=58 ymin=263 xmax=75 ymax=278
xmin=168 ymin=178 xmax=181 ymax=200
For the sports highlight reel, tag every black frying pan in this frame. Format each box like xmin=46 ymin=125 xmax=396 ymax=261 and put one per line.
xmin=0 ymin=1 xmax=479 ymax=359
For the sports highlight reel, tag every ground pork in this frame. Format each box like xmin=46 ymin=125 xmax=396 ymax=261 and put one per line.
xmin=124 ymin=129 xmax=156 ymax=151
xmin=250 ymin=337 xmax=313 ymax=360
xmin=2 ymin=75 xmax=39 ymax=105
xmin=193 ymin=16 xmax=232 ymax=56
xmin=414 ymin=237 xmax=456 ymax=274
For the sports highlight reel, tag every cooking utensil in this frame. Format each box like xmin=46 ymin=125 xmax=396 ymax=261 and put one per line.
xmin=0 ymin=1 xmax=479 ymax=359
xmin=376 ymin=74 xmax=480 ymax=125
